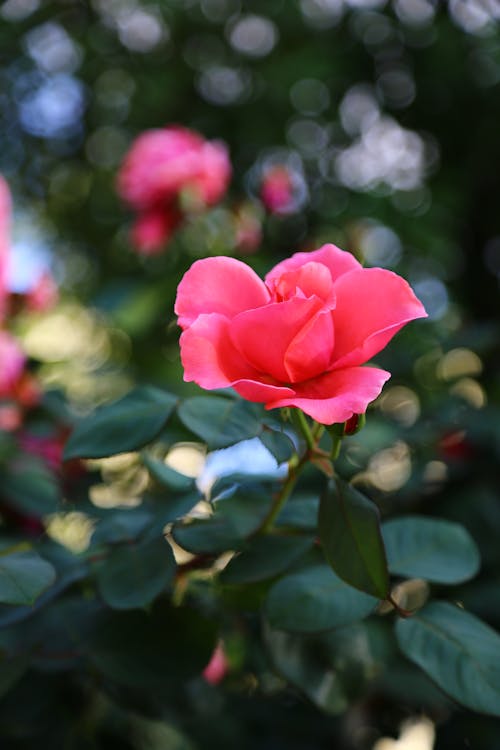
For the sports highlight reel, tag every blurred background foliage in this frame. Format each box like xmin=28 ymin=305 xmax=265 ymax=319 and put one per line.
xmin=0 ymin=0 xmax=500 ymax=748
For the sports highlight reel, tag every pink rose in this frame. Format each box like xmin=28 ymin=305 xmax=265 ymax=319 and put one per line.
xmin=19 ymin=431 xmax=64 ymax=472
xmin=202 ymin=642 xmax=228 ymax=685
xmin=26 ymin=271 xmax=58 ymax=313
xmin=175 ymin=244 xmax=427 ymax=425
xmin=260 ymin=165 xmax=296 ymax=214
xmin=117 ymin=126 xmax=231 ymax=254
xmin=131 ymin=206 xmax=182 ymax=256
xmin=118 ymin=127 xmax=230 ymax=211
xmin=0 ymin=331 xmax=26 ymax=397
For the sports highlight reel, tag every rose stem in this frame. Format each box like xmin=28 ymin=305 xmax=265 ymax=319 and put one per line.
xmin=294 ymin=409 xmax=316 ymax=452
xmin=258 ymin=450 xmax=309 ymax=534
xmin=258 ymin=410 xmax=322 ymax=533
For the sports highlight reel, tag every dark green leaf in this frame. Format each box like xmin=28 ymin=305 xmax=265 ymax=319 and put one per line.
xmin=96 ymin=535 xmax=175 ymax=609
xmin=383 ymin=516 xmax=480 ymax=584
xmin=260 ymin=427 xmax=295 ymax=463
xmin=0 ymin=655 xmax=30 ymax=699
xmin=91 ymin=508 xmax=154 ymax=545
xmin=0 ymin=551 xmax=56 ymax=606
xmin=265 ymin=620 xmax=385 ymax=714
xmin=64 ymin=386 xmax=177 ymax=460
xmin=142 ymin=454 xmax=195 ymax=492
xmin=89 ymin=600 xmax=217 ymax=691
xmin=396 ymin=602 xmax=500 ymax=716
xmin=173 ymin=492 xmax=272 ymax=554
xmin=220 ymin=535 xmax=314 ymax=585
xmin=146 ymin=491 xmax=201 ymax=525
xmin=177 ymin=396 xmax=263 ymax=449
xmin=265 ymin=564 xmax=377 ymax=633
xmin=2 ymin=458 xmax=60 ymax=516
xmin=276 ymin=494 xmax=319 ymax=531
xmin=265 ymin=624 xmax=348 ymax=714
xmin=0 ymin=543 xmax=90 ymax=627
xmin=319 ymin=479 xmax=389 ymax=598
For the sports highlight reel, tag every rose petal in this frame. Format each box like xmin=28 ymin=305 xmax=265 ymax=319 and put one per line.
xmin=266 ymin=366 xmax=391 ymax=424
xmin=330 ymin=268 xmax=427 ymax=369
xmin=180 ymin=313 xmax=259 ymax=389
xmin=230 ymin=296 xmax=324 ymax=383
xmin=265 ymin=244 xmax=361 ymax=290
xmin=232 ymin=379 xmax=295 ymax=403
xmin=284 ymin=308 xmax=335 ymax=382
xmin=175 ymin=256 xmax=270 ymax=330
xmin=268 ymin=261 xmax=335 ymax=304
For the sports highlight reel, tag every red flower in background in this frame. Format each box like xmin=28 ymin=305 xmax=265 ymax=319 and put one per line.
xmin=0 ymin=330 xmax=26 ymax=398
xmin=260 ymin=165 xmax=296 ymax=214
xmin=117 ymin=126 xmax=231 ymax=254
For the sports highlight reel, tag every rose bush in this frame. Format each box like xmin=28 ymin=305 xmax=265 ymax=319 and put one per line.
xmin=175 ymin=244 xmax=426 ymax=424
xmin=117 ymin=125 xmax=231 ymax=254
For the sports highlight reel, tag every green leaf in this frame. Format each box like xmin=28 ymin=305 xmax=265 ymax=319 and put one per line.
xmin=396 ymin=602 xmax=500 ymax=716
xmin=265 ymin=564 xmax=377 ymax=633
xmin=265 ymin=621 xmax=384 ymax=714
xmin=0 ymin=542 xmax=89 ymax=628
xmin=142 ymin=454 xmax=195 ymax=492
xmin=264 ymin=624 xmax=349 ymax=714
xmin=319 ymin=479 xmax=389 ymax=599
xmin=89 ymin=600 xmax=217 ymax=691
xmin=91 ymin=508 xmax=154 ymax=545
xmin=259 ymin=426 xmax=295 ymax=463
xmin=276 ymin=494 xmax=319 ymax=531
xmin=0 ymin=655 xmax=30 ymax=699
xmin=383 ymin=516 xmax=481 ymax=584
xmin=177 ymin=396 xmax=263 ymax=449
xmin=220 ymin=535 xmax=314 ymax=585
xmin=146 ymin=491 xmax=201 ymax=525
xmin=64 ymin=386 xmax=177 ymax=460
xmin=0 ymin=551 xmax=56 ymax=606
xmin=96 ymin=535 xmax=175 ymax=610
xmin=173 ymin=492 xmax=272 ymax=554
xmin=2 ymin=458 xmax=60 ymax=516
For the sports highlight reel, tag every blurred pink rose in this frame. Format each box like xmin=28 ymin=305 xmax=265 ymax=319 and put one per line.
xmin=131 ymin=206 xmax=182 ymax=256
xmin=0 ymin=331 xmax=26 ymax=398
xmin=0 ymin=404 xmax=22 ymax=432
xmin=202 ymin=642 xmax=228 ymax=685
xmin=175 ymin=244 xmax=427 ymax=425
xmin=26 ymin=271 xmax=58 ymax=313
xmin=260 ymin=165 xmax=295 ymax=214
xmin=117 ymin=126 xmax=231 ymax=252
xmin=19 ymin=431 xmax=64 ymax=472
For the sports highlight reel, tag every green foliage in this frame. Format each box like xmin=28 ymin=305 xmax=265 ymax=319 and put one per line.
xmin=96 ymin=535 xmax=176 ymax=610
xmin=265 ymin=564 xmax=377 ymax=633
xmin=396 ymin=602 xmax=500 ymax=716
xmin=64 ymin=387 xmax=178 ymax=459
xmin=319 ymin=479 xmax=389 ymax=599
xmin=2 ymin=459 xmax=60 ymax=516
xmin=88 ymin=600 xmax=218 ymax=692
xmin=383 ymin=516 xmax=481 ymax=584
xmin=177 ymin=396 xmax=264 ymax=449
xmin=220 ymin=534 xmax=313 ymax=585
xmin=0 ymin=550 xmax=55 ymax=606
xmin=173 ymin=490 xmax=273 ymax=554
